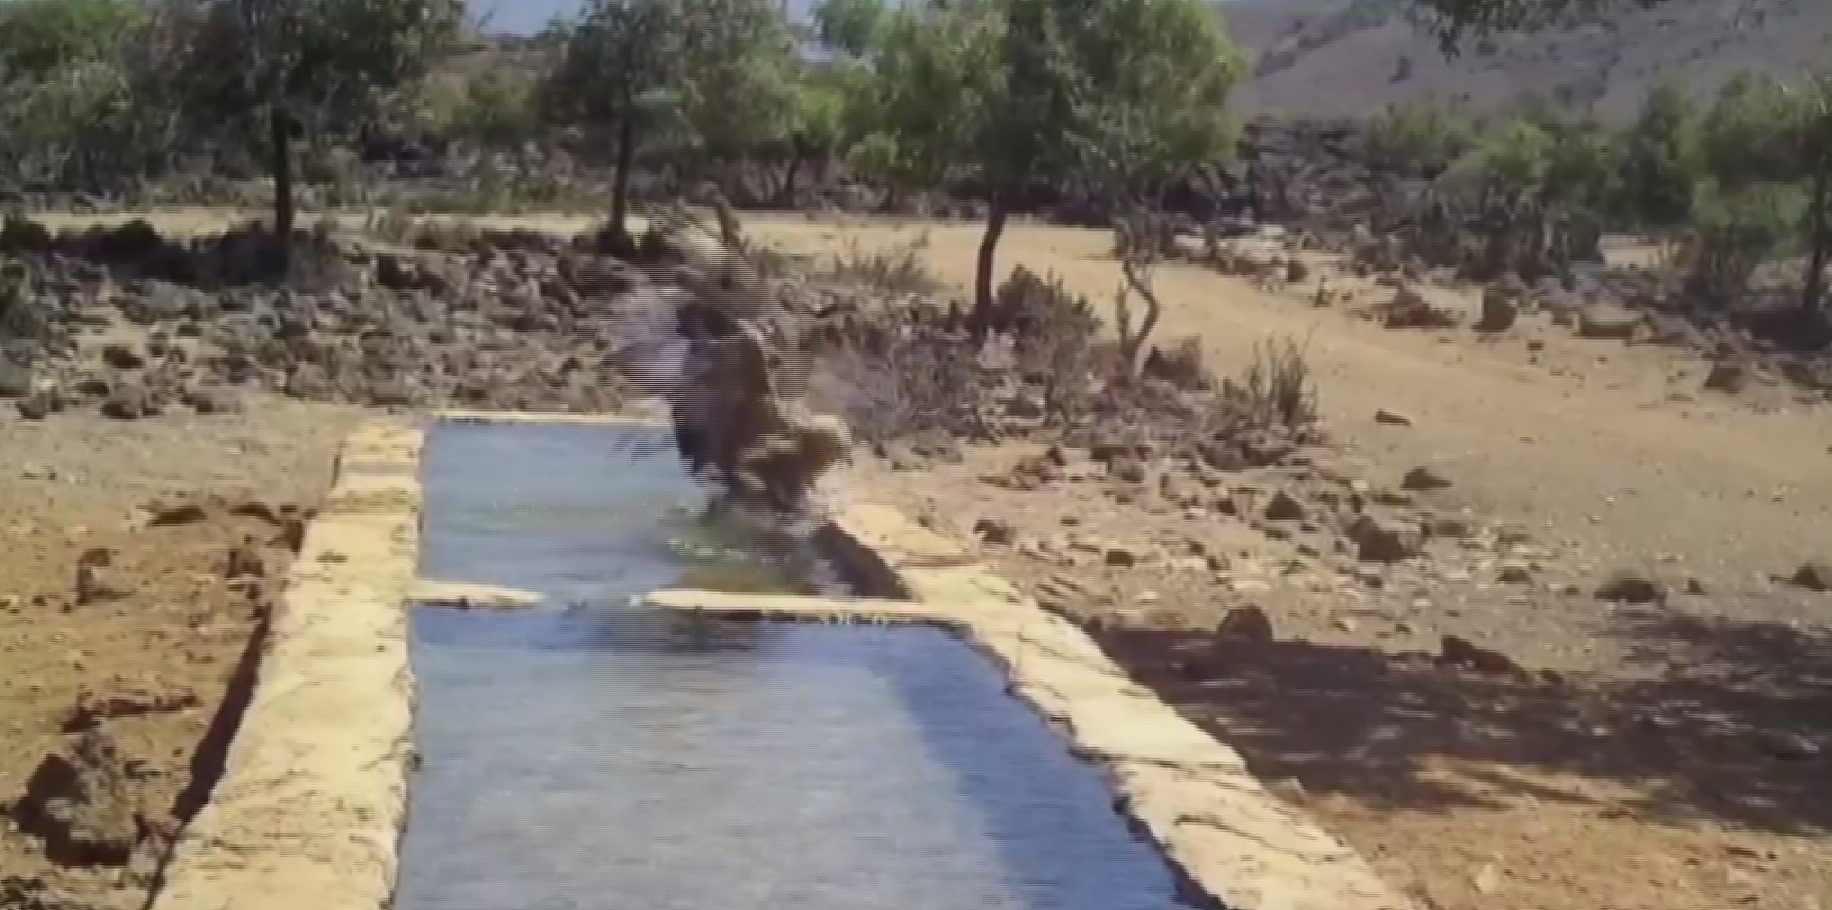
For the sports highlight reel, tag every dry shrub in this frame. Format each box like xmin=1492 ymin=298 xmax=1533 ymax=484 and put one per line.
xmin=819 ymin=236 xmax=938 ymax=295
xmin=1225 ymin=336 xmax=1320 ymax=432
xmin=806 ymin=312 xmax=993 ymax=444
xmin=1141 ymin=336 xmax=1210 ymax=390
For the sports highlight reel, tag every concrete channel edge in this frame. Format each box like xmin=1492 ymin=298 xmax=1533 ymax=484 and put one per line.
xmin=148 ymin=418 xmax=424 ymax=910
xmin=145 ymin=410 xmax=1417 ymax=910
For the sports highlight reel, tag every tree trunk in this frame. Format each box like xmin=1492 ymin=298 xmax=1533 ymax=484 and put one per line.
xmin=969 ymin=189 xmax=1010 ymax=340
xmin=610 ymin=117 xmax=636 ymax=243
xmin=1802 ymin=150 xmax=1831 ymax=316
xmin=268 ymin=104 xmax=294 ymax=271
xmin=777 ymin=143 xmax=804 ymax=208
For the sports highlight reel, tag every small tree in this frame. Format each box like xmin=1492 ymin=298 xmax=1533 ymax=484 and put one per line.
xmin=667 ymin=0 xmax=800 ymax=187
xmin=173 ymin=0 xmax=460 ymax=257
xmin=1789 ymin=74 xmax=1832 ymax=319
xmin=969 ymin=0 xmax=1242 ymax=337
xmin=539 ymin=0 xmax=678 ymax=242
xmin=1615 ymin=81 xmax=1701 ymax=228
xmin=1363 ymin=101 xmax=1474 ymax=177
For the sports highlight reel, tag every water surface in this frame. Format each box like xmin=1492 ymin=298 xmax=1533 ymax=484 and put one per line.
xmin=395 ymin=419 xmax=1202 ymax=910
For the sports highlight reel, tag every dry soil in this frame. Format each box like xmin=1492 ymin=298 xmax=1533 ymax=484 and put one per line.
xmin=740 ymin=212 xmax=1832 ymax=910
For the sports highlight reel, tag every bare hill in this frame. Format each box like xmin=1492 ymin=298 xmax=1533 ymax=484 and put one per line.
xmin=1221 ymin=0 xmax=1832 ymax=122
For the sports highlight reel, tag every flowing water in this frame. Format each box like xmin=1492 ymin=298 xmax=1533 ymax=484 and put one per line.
xmin=395 ymin=419 xmax=1205 ymax=910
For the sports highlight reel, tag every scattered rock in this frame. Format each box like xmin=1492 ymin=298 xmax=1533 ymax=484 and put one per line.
xmin=1347 ymin=514 xmax=1421 ymax=563
xmin=15 ymin=390 xmax=57 ymax=419
xmin=1576 ymin=306 xmax=1643 ymax=340
xmin=98 ymin=344 xmax=145 ymax=370
xmin=64 ymin=685 xmax=201 ymax=732
xmin=1373 ymin=408 xmax=1412 ymax=426
xmin=1474 ymin=287 xmax=1518 ymax=332
xmin=1757 ymin=730 xmax=1822 ymax=761
xmin=1702 ymin=361 xmax=1750 ymax=394
xmin=99 ymin=384 xmax=154 ymax=420
xmin=1104 ymin=546 xmax=1141 ymax=568
xmin=9 ymin=728 xmax=147 ymax=866
xmin=972 ymin=517 xmax=1017 ymax=546
xmin=1595 ymin=571 xmax=1665 ymax=604
xmin=1434 ymin=635 xmax=1522 ymax=675
xmin=1787 ymin=562 xmax=1831 ymax=592
xmin=1213 ymin=605 xmax=1274 ymax=642
xmin=1496 ymin=562 xmax=1534 ymax=585
xmin=1400 ymin=466 xmax=1453 ymax=491
xmin=73 ymin=548 xmax=125 ymax=605
xmin=1263 ymin=490 xmax=1306 ymax=522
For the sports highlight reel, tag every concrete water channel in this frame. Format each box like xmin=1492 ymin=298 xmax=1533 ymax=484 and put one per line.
xmin=402 ymin=418 xmax=1200 ymax=910
xmin=146 ymin=413 xmax=1416 ymax=910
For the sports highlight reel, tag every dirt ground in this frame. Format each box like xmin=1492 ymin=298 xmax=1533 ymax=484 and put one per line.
xmin=3 ymin=207 xmax=1828 ymax=910
xmin=744 ymin=213 xmax=1832 ymax=910
xmin=0 ymin=396 xmax=360 ymax=910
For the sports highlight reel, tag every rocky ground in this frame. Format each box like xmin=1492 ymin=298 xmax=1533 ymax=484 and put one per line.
xmin=0 ymin=399 xmax=359 ymax=910
xmin=0 ymin=206 xmax=1827 ymax=910
xmin=744 ymin=213 xmax=1832 ymax=910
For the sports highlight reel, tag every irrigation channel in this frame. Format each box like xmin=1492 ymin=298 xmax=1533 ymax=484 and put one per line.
xmin=398 ymin=418 xmax=1206 ymax=910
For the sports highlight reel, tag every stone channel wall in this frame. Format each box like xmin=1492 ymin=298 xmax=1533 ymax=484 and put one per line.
xmin=148 ymin=419 xmax=424 ymax=910
xmin=146 ymin=413 xmax=1415 ymax=910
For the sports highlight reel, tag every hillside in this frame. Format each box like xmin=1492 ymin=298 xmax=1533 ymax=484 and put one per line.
xmin=1222 ymin=0 xmax=1832 ymax=122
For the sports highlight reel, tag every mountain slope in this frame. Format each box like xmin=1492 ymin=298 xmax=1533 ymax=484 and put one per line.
xmin=1219 ymin=0 xmax=1832 ymax=122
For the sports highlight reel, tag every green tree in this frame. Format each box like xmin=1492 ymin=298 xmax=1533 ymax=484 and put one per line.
xmin=1699 ymin=72 xmax=1810 ymax=190
xmin=1791 ymin=74 xmax=1832 ymax=318
xmin=1364 ymin=101 xmax=1473 ymax=177
xmin=811 ymin=0 xmax=889 ymax=57
xmin=668 ymin=0 xmax=800 ymax=177
xmin=172 ymin=0 xmax=462 ymax=249
xmin=539 ymin=0 xmax=678 ymax=241
xmin=0 ymin=0 xmax=144 ymax=80
xmin=1615 ymin=82 xmax=1700 ymax=227
xmin=969 ymin=0 xmax=1243 ymax=335
xmin=838 ymin=0 xmax=999 ymax=210
xmin=1473 ymin=116 xmax=1552 ymax=194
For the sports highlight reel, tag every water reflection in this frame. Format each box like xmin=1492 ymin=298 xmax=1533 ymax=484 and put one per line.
xmin=404 ymin=420 xmax=1203 ymax=910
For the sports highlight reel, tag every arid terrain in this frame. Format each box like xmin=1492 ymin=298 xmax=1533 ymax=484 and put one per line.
xmin=0 ymin=207 xmax=1827 ymax=910
xmin=1226 ymin=0 xmax=1832 ymax=121
xmin=743 ymin=213 xmax=1832 ymax=910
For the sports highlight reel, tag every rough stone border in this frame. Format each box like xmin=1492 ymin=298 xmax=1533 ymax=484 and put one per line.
xmin=148 ymin=419 xmax=424 ymax=910
xmin=148 ymin=409 xmax=1415 ymax=910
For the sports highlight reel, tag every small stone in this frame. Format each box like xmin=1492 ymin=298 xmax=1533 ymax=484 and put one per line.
xmin=1475 ymin=287 xmax=1518 ymax=332
xmin=1595 ymin=571 xmax=1665 ymax=604
xmin=1104 ymin=546 xmax=1140 ymax=568
xmin=99 ymin=343 xmax=145 ymax=370
xmin=99 ymin=385 xmax=153 ymax=420
xmin=1787 ymin=562 xmax=1831 ymax=592
xmin=1400 ymin=466 xmax=1452 ymax=491
xmin=1577 ymin=306 xmax=1643 ymax=340
xmin=1435 ymin=635 xmax=1521 ymax=675
xmin=1702 ymin=362 xmax=1749 ymax=394
xmin=15 ymin=390 xmax=58 ymax=420
xmin=1263 ymin=490 xmax=1306 ymax=522
xmin=972 ymin=518 xmax=1017 ymax=546
xmin=1374 ymin=408 xmax=1413 ymax=426
xmin=1347 ymin=515 xmax=1420 ymax=563
xmin=1497 ymin=563 xmax=1534 ymax=585
xmin=1758 ymin=730 xmax=1821 ymax=761
xmin=1213 ymin=605 xmax=1274 ymax=642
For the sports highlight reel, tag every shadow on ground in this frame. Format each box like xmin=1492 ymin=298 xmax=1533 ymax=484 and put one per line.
xmin=1092 ymin=605 xmax=1832 ymax=836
